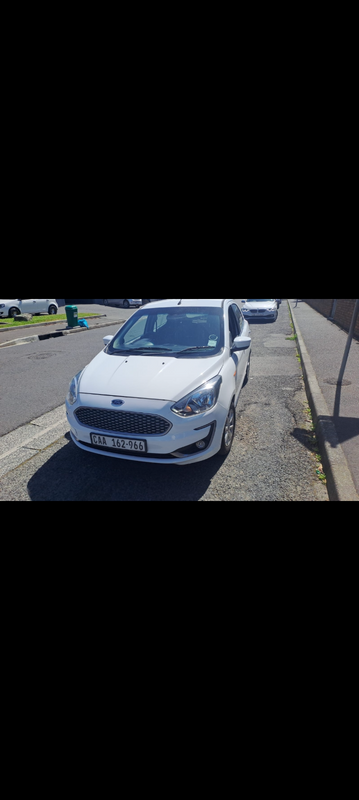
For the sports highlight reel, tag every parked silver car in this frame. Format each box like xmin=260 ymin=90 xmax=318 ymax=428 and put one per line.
xmin=102 ymin=299 xmax=143 ymax=309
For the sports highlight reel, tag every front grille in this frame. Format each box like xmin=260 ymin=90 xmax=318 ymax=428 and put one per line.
xmin=75 ymin=407 xmax=172 ymax=436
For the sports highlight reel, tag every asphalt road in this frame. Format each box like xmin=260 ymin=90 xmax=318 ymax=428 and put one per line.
xmin=0 ymin=301 xmax=328 ymax=501
xmin=0 ymin=313 xmax=130 ymax=436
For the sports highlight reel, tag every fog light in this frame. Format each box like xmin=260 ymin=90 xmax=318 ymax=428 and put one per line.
xmin=196 ymin=440 xmax=206 ymax=450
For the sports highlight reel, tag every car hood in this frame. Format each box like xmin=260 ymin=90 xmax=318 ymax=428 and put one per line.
xmin=79 ymin=350 xmax=225 ymax=401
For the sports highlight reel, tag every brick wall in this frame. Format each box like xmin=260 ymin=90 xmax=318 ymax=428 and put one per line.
xmin=302 ymin=299 xmax=359 ymax=338
xmin=303 ymin=299 xmax=333 ymax=317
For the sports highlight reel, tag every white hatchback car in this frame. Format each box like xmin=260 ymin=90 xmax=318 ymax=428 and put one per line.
xmin=0 ymin=298 xmax=58 ymax=318
xmin=241 ymin=299 xmax=278 ymax=322
xmin=66 ymin=299 xmax=251 ymax=465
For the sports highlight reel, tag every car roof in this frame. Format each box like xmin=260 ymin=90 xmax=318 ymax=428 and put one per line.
xmin=144 ymin=299 xmax=230 ymax=309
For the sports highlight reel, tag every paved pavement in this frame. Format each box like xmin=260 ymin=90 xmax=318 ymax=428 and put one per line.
xmin=289 ymin=300 xmax=359 ymax=501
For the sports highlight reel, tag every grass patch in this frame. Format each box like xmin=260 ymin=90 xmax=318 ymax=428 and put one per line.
xmin=0 ymin=313 xmax=99 ymax=329
xmin=286 ymin=334 xmax=297 ymax=340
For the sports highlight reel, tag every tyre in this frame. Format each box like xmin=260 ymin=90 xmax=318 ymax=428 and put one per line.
xmin=9 ymin=307 xmax=20 ymax=318
xmin=219 ymin=402 xmax=236 ymax=456
xmin=48 ymin=305 xmax=57 ymax=314
xmin=123 ymin=300 xmax=130 ymax=309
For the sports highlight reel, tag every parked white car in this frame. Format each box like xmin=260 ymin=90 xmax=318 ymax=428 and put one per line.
xmin=241 ymin=299 xmax=278 ymax=322
xmin=66 ymin=299 xmax=251 ymax=465
xmin=0 ymin=299 xmax=58 ymax=318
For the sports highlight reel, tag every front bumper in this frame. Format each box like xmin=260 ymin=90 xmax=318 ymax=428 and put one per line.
xmin=243 ymin=309 xmax=277 ymax=319
xmin=66 ymin=393 xmax=226 ymax=465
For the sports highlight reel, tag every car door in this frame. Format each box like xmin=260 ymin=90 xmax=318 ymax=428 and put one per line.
xmin=19 ymin=299 xmax=36 ymax=313
xmin=229 ymin=303 xmax=248 ymax=395
xmin=35 ymin=299 xmax=46 ymax=312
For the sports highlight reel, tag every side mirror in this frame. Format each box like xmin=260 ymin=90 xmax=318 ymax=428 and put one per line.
xmin=103 ymin=335 xmax=113 ymax=347
xmin=232 ymin=335 xmax=251 ymax=351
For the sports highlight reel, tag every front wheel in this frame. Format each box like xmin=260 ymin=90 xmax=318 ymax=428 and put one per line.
xmin=9 ymin=307 xmax=20 ymax=318
xmin=219 ymin=402 xmax=236 ymax=456
xmin=48 ymin=305 xmax=57 ymax=314
xmin=123 ymin=300 xmax=130 ymax=308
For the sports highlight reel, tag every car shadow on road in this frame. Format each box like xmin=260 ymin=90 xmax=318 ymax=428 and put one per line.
xmin=27 ymin=435 xmax=224 ymax=501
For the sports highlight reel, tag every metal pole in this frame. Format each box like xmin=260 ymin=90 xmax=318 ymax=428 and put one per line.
xmin=337 ymin=299 xmax=359 ymax=384
xmin=328 ymin=299 xmax=337 ymax=321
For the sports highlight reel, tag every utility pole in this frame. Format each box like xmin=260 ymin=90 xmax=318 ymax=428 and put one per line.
xmin=338 ymin=299 xmax=359 ymax=385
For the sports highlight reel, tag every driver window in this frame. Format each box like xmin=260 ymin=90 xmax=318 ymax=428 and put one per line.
xmin=232 ymin=303 xmax=244 ymax=334
xmin=228 ymin=306 xmax=240 ymax=347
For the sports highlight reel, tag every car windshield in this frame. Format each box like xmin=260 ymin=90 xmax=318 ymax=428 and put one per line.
xmin=107 ymin=306 xmax=224 ymax=357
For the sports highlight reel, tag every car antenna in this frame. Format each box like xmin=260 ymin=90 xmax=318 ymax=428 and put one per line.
xmin=177 ymin=299 xmax=182 ymax=305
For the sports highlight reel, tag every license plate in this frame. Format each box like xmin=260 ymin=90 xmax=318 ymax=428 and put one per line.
xmin=90 ymin=433 xmax=147 ymax=453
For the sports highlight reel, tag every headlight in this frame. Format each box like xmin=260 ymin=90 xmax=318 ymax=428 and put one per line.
xmin=171 ymin=375 xmax=222 ymax=417
xmin=0 ymin=304 xmax=5 ymax=309
xmin=67 ymin=371 xmax=82 ymax=405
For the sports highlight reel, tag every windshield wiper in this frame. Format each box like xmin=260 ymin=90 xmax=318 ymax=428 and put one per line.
xmin=176 ymin=346 xmax=218 ymax=355
xmin=130 ymin=346 xmax=174 ymax=352
xmin=111 ymin=346 xmax=174 ymax=354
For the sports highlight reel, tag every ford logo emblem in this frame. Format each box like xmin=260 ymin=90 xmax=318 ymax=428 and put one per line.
xmin=111 ymin=399 xmax=124 ymax=407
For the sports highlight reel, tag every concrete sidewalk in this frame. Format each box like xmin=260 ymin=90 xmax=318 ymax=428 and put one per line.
xmin=289 ymin=300 xmax=359 ymax=501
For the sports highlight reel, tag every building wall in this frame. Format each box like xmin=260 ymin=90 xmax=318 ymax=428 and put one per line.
xmin=302 ymin=299 xmax=359 ymax=338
